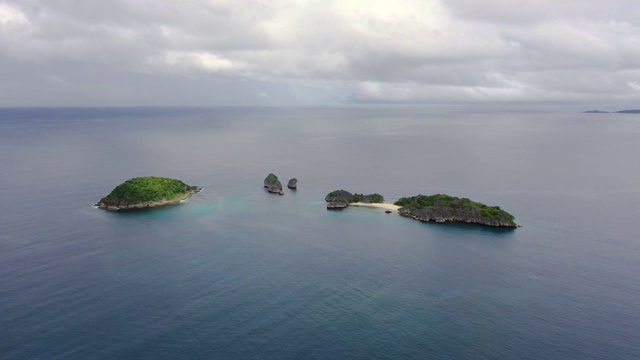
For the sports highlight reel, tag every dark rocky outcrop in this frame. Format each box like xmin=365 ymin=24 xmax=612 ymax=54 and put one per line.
xmin=325 ymin=190 xmax=352 ymax=209
xmin=395 ymin=194 xmax=518 ymax=228
xmin=287 ymin=178 xmax=297 ymax=189
xmin=614 ymin=109 xmax=640 ymax=113
xmin=327 ymin=201 xmax=349 ymax=210
xmin=584 ymin=110 xmax=609 ymax=113
xmin=264 ymin=173 xmax=284 ymax=195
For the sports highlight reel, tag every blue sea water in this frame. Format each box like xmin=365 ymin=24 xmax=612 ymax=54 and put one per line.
xmin=0 ymin=106 xmax=639 ymax=359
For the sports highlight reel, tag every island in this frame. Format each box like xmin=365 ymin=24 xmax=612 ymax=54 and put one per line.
xmin=288 ymin=178 xmax=297 ymax=189
xmin=264 ymin=173 xmax=284 ymax=195
xmin=394 ymin=194 xmax=518 ymax=228
xmin=96 ymin=176 xmax=201 ymax=210
xmin=583 ymin=109 xmax=640 ymax=114
xmin=325 ymin=190 xmax=386 ymax=210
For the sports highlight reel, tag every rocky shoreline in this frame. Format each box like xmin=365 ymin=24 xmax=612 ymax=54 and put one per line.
xmin=398 ymin=208 xmax=519 ymax=227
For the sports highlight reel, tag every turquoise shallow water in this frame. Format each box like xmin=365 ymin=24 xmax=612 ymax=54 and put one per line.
xmin=0 ymin=107 xmax=639 ymax=359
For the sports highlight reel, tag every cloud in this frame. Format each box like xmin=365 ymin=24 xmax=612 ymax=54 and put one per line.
xmin=0 ymin=0 xmax=639 ymax=105
xmin=0 ymin=2 xmax=29 ymax=28
xmin=149 ymin=51 xmax=237 ymax=73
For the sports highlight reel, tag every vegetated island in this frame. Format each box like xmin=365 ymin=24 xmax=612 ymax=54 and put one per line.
xmin=614 ymin=109 xmax=640 ymax=113
xmin=264 ymin=173 xmax=284 ymax=195
xmin=325 ymin=190 xmax=519 ymax=228
xmin=325 ymin=190 xmax=386 ymax=210
xmin=96 ymin=176 xmax=201 ymax=210
xmin=394 ymin=194 xmax=519 ymax=228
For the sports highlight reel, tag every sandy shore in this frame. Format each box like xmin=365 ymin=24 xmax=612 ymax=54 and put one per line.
xmin=349 ymin=202 xmax=400 ymax=211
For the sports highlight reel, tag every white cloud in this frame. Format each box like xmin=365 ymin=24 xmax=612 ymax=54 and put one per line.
xmin=156 ymin=51 xmax=237 ymax=73
xmin=0 ymin=2 xmax=29 ymax=28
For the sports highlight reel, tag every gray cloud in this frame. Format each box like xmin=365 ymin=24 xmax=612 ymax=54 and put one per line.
xmin=1 ymin=0 xmax=639 ymax=105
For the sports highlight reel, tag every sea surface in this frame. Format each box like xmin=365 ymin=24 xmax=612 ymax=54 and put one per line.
xmin=1 ymin=106 xmax=639 ymax=359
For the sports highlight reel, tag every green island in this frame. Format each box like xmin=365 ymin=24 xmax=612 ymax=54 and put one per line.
xmin=324 ymin=189 xmax=519 ymax=227
xmin=325 ymin=190 xmax=385 ymax=209
xmin=394 ymin=194 xmax=518 ymax=228
xmin=96 ymin=176 xmax=201 ymax=210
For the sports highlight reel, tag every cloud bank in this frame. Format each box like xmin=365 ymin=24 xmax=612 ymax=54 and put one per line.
xmin=1 ymin=0 xmax=639 ymax=105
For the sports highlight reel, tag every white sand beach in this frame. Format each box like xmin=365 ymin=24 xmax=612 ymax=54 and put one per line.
xmin=349 ymin=202 xmax=400 ymax=211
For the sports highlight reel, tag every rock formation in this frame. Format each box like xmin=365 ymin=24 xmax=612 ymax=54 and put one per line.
xmin=326 ymin=201 xmax=349 ymax=210
xmin=287 ymin=178 xmax=297 ymax=189
xmin=264 ymin=173 xmax=284 ymax=195
xmin=324 ymin=189 xmax=352 ymax=210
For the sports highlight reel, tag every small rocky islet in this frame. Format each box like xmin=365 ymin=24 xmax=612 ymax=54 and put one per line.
xmin=264 ymin=173 xmax=284 ymax=195
xmin=96 ymin=176 xmax=201 ymax=210
xmin=264 ymin=173 xmax=299 ymax=194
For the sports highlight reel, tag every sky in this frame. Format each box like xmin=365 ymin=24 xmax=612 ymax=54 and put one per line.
xmin=1 ymin=0 xmax=639 ymax=107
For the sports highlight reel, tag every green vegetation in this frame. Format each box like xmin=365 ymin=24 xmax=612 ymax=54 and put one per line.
xmin=102 ymin=176 xmax=193 ymax=204
xmin=394 ymin=194 xmax=515 ymax=222
xmin=326 ymin=190 xmax=386 ymax=204
xmin=327 ymin=190 xmax=343 ymax=197
xmin=266 ymin=173 xmax=278 ymax=181
xmin=368 ymin=193 xmax=384 ymax=203
xmin=349 ymin=193 xmax=385 ymax=203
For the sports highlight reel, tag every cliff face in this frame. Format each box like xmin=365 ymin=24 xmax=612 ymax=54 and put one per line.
xmin=264 ymin=173 xmax=284 ymax=195
xmin=395 ymin=194 xmax=518 ymax=228
xmin=398 ymin=207 xmax=518 ymax=227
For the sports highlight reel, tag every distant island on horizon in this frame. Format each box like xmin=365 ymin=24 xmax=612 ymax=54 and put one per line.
xmin=584 ymin=109 xmax=640 ymax=113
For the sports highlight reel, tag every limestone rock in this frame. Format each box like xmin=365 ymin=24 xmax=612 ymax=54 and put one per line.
xmin=264 ymin=173 xmax=284 ymax=195
xmin=325 ymin=189 xmax=353 ymax=203
xmin=327 ymin=201 xmax=349 ymax=210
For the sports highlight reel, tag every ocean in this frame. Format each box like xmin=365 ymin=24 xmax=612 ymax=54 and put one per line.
xmin=1 ymin=106 xmax=638 ymax=359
